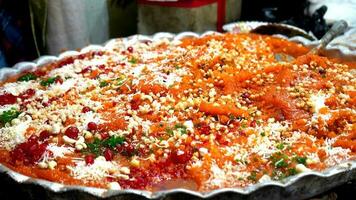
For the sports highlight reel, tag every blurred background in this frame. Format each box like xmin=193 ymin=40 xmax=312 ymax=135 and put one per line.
xmin=0 ymin=0 xmax=355 ymax=67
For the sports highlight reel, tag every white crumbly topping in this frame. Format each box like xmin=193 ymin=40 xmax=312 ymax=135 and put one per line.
xmin=67 ymin=156 xmax=123 ymax=181
xmin=39 ymin=144 xmax=75 ymax=163
xmin=80 ymin=111 xmax=102 ymax=130
xmin=248 ymin=121 xmax=288 ymax=158
xmin=308 ymin=91 xmax=332 ymax=123
xmin=47 ymin=144 xmax=75 ymax=158
xmin=0 ymin=81 xmax=37 ymax=96
xmin=48 ymin=79 xmax=77 ymax=95
xmin=322 ymin=138 xmax=351 ymax=166
xmin=0 ymin=114 xmax=32 ymax=150
xmin=49 ymin=64 xmax=79 ymax=78
xmin=202 ymin=161 xmax=249 ymax=190
xmin=309 ymin=91 xmax=329 ymax=113
xmin=153 ymin=72 xmax=182 ymax=87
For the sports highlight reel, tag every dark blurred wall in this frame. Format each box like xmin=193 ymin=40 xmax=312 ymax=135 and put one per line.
xmin=0 ymin=0 xmax=37 ymax=67
xmin=108 ymin=0 xmax=137 ymax=38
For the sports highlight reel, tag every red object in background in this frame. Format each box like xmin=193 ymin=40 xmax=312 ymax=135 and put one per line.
xmin=138 ymin=0 xmax=226 ymax=32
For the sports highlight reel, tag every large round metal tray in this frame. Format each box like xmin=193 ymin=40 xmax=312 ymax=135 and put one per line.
xmin=0 ymin=29 xmax=355 ymax=200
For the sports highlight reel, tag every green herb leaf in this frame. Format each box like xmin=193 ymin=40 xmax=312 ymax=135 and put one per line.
xmin=0 ymin=108 xmax=21 ymax=125
xmin=166 ymin=128 xmax=174 ymax=136
xmin=174 ymin=123 xmax=187 ymax=134
xmin=288 ymin=168 xmax=298 ymax=176
xmin=115 ymin=75 xmax=126 ymax=87
xmin=84 ymin=136 xmax=125 ymax=156
xmin=128 ymin=57 xmax=137 ymax=64
xmin=40 ymin=77 xmax=57 ymax=86
xmin=229 ymin=114 xmax=235 ymax=120
xmin=247 ymin=171 xmax=257 ymax=181
xmin=18 ymin=73 xmax=37 ymax=82
xmin=235 ymin=159 xmax=248 ymax=165
xmin=99 ymin=81 xmax=109 ymax=88
xmin=276 ymin=143 xmax=285 ymax=150
xmin=86 ymin=138 xmax=102 ymax=156
xmin=103 ymin=136 xmax=125 ymax=149
xmin=295 ymin=156 xmax=307 ymax=165
xmin=275 ymin=158 xmax=288 ymax=168
xmin=260 ymin=132 xmax=265 ymax=137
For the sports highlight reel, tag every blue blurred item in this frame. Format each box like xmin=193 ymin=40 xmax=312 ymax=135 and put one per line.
xmin=0 ymin=9 xmax=24 ymax=48
xmin=0 ymin=47 xmax=8 ymax=67
xmin=0 ymin=1 xmax=37 ymax=67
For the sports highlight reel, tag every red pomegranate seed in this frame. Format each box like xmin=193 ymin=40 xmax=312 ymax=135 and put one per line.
xmin=55 ymin=77 xmax=63 ymax=84
xmin=127 ymin=46 xmax=133 ymax=53
xmin=117 ymin=143 xmax=135 ymax=156
xmin=85 ymin=154 xmax=95 ymax=165
xmin=250 ymin=120 xmax=257 ymax=127
xmin=130 ymin=99 xmax=140 ymax=110
xmin=0 ymin=93 xmax=17 ymax=106
xmin=125 ymin=143 xmax=136 ymax=156
xmin=19 ymin=89 xmax=36 ymax=100
xmin=98 ymin=64 xmax=106 ymax=70
xmin=106 ymin=177 xmax=115 ymax=182
xmin=65 ymin=126 xmax=79 ymax=139
xmin=82 ymin=106 xmax=91 ymax=113
xmin=39 ymin=130 xmax=51 ymax=141
xmin=28 ymin=135 xmax=38 ymax=143
xmin=104 ymin=149 xmax=114 ymax=161
xmin=94 ymin=51 xmax=104 ymax=56
xmin=80 ymin=66 xmax=92 ymax=74
xmin=170 ymin=148 xmax=193 ymax=164
xmin=198 ymin=123 xmax=210 ymax=135
xmin=57 ymin=57 xmax=74 ymax=68
xmin=78 ymin=54 xmax=86 ymax=59
xmin=87 ymin=122 xmax=97 ymax=131
xmin=33 ymin=70 xmax=46 ymax=77
xmin=10 ymin=135 xmax=48 ymax=165
xmin=100 ymin=132 xmax=109 ymax=140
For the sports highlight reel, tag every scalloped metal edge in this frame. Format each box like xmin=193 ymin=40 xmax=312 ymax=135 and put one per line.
xmin=0 ymin=30 xmax=355 ymax=199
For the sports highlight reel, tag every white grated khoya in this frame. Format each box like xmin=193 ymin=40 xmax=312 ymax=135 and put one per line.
xmin=80 ymin=111 xmax=103 ymax=130
xmin=322 ymin=137 xmax=351 ymax=166
xmin=324 ymin=147 xmax=351 ymax=166
xmin=0 ymin=80 xmax=37 ymax=96
xmin=39 ymin=144 xmax=75 ymax=163
xmin=203 ymin=161 xmax=249 ymax=189
xmin=0 ymin=114 xmax=32 ymax=150
xmin=247 ymin=121 xmax=288 ymax=159
xmin=67 ymin=156 xmax=122 ymax=181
